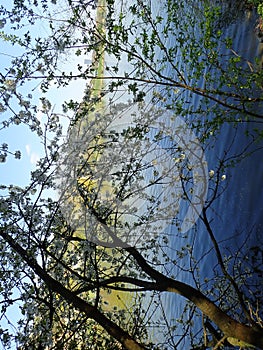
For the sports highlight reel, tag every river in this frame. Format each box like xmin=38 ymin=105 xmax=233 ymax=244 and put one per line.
xmin=116 ymin=2 xmax=263 ymax=348
xmin=77 ymin=1 xmax=263 ymax=347
xmin=155 ymin=4 xmax=263 ymax=349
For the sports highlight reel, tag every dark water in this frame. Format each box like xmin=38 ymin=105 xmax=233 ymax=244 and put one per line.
xmin=152 ymin=6 xmax=263 ymax=349
xmin=192 ymin=10 xmax=263 ymax=280
xmin=106 ymin=2 xmax=263 ymax=347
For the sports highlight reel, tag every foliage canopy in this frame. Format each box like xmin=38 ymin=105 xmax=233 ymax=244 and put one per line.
xmin=0 ymin=0 xmax=263 ymax=349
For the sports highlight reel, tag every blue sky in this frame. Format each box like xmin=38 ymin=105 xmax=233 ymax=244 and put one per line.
xmin=0 ymin=78 xmax=88 ymax=187
xmin=0 ymin=31 xmax=91 ymax=188
xmin=0 ymin=2 xmax=93 ymax=345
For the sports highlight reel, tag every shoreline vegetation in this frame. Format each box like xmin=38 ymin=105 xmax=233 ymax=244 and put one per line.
xmin=0 ymin=0 xmax=263 ymax=348
xmin=90 ymin=0 xmax=106 ymax=99
xmin=58 ymin=0 xmax=263 ymax=347
xmin=64 ymin=0 xmax=136 ymax=316
xmin=64 ymin=0 xmax=263 ymax=323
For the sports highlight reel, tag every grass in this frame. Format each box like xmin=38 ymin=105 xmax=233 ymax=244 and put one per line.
xmin=64 ymin=0 xmax=135 ymax=314
xmin=90 ymin=0 xmax=106 ymax=99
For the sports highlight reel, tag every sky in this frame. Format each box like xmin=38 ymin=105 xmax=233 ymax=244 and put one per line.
xmin=0 ymin=1 xmax=93 ymax=346
xmin=0 ymin=0 xmax=92 ymax=188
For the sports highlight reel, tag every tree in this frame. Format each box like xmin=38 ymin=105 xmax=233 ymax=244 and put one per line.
xmin=1 ymin=100 xmax=263 ymax=349
xmin=0 ymin=0 xmax=263 ymax=349
xmin=0 ymin=0 xmax=263 ymax=123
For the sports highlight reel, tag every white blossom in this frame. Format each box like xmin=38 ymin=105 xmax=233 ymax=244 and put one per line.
xmin=209 ymin=170 xmax=215 ymax=178
xmin=4 ymin=79 xmax=16 ymax=92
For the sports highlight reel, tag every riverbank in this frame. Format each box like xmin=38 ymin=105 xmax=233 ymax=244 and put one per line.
xmin=90 ymin=0 xmax=106 ymax=98
xmin=64 ymin=0 xmax=136 ymax=315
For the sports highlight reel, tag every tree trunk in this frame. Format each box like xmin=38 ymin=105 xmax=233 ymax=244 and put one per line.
xmin=126 ymin=247 xmax=263 ymax=349
xmin=0 ymin=228 xmax=148 ymax=350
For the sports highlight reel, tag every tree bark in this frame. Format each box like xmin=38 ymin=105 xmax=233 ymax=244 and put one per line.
xmin=2 ymin=226 xmax=263 ymax=349
xmin=126 ymin=247 xmax=263 ymax=349
xmin=0 ymin=228 xmax=148 ymax=350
